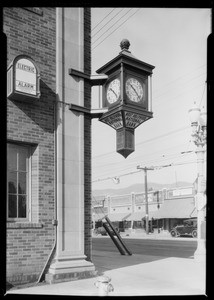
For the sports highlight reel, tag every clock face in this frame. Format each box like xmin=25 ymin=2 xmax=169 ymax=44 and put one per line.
xmin=106 ymin=78 xmax=120 ymax=104
xmin=125 ymin=77 xmax=143 ymax=102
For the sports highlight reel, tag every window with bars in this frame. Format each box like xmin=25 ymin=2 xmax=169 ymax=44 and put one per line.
xmin=7 ymin=143 xmax=30 ymax=221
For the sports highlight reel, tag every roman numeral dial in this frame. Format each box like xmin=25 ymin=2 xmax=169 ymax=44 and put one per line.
xmin=125 ymin=77 xmax=143 ymax=102
xmin=106 ymin=78 xmax=120 ymax=104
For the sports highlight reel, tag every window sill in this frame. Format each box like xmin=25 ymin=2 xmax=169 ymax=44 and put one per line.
xmin=7 ymin=222 xmax=43 ymax=229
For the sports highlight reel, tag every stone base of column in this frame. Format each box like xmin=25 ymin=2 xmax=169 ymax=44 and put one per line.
xmin=45 ymin=256 xmax=97 ymax=284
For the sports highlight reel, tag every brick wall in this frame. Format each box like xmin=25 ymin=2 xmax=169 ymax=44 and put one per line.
xmin=83 ymin=7 xmax=92 ymax=262
xmin=4 ymin=7 xmax=56 ymax=285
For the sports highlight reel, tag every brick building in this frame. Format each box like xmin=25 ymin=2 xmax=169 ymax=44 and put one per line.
xmin=4 ymin=7 xmax=95 ymax=286
xmin=92 ymin=186 xmax=197 ymax=234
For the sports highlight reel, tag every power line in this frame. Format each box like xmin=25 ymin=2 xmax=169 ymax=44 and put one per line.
xmin=92 ymin=160 xmax=196 ymax=183
xmin=153 ymin=72 xmax=206 ymax=102
xmin=153 ymin=81 xmax=205 ymax=110
xmin=92 ymin=150 xmax=194 ymax=179
xmin=92 ymin=8 xmax=134 ymax=45
xmin=92 ymin=8 xmax=125 ymax=38
xmin=92 ymin=8 xmax=141 ymax=51
xmin=92 ymin=126 xmax=189 ymax=160
xmin=92 ymin=128 xmax=192 ymax=177
xmin=93 ymin=142 xmax=192 ymax=169
xmin=92 ymin=169 xmax=142 ymax=183
xmin=136 ymin=126 xmax=188 ymax=146
xmin=93 ymin=150 xmax=195 ymax=178
xmin=92 ymin=8 xmax=117 ymax=32
xmin=152 ymin=64 xmax=206 ymax=95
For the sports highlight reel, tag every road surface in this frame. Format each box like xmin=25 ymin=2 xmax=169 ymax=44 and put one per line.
xmin=92 ymin=237 xmax=197 ymax=258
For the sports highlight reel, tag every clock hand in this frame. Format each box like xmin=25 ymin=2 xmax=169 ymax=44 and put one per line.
xmin=110 ymin=88 xmax=118 ymax=98
xmin=130 ymin=84 xmax=140 ymax=100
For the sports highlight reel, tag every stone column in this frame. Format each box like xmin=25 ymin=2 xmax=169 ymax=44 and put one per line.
xmin=46 ymin=7 xmax=95 ymax=283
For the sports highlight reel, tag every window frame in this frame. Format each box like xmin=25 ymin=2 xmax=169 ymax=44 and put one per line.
xmin=7 ymin=142 xmax=31 ymax=222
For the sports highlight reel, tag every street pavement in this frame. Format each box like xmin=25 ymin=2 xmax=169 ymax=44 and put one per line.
xmin=6 ymin=232 xmax=206 ymax=297
xmin=99 ymin=228 xmax=198 ymax=241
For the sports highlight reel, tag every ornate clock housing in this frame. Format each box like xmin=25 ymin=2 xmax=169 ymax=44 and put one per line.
xmin=96 ymin=39 xmax=155 ymax=158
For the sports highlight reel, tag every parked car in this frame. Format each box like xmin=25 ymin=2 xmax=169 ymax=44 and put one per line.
xmin=170 ymin=220 xmax=197 ymax=238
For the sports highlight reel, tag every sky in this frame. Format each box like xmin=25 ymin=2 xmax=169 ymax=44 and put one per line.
xmin=91 ymin=7 xmax=210 ymax=192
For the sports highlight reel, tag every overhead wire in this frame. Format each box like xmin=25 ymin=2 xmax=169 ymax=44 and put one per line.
xmin=136 ymin=126 xmax=189 ymax=146
xmin=92 ymin=8 xmax=117 ymax=32
xmin=152 ymin=64 xmax=206 ymax=95
xmin=92 ymin=160 xmax=197 ymax=183
xmin=153 ymin=72 xmax=206 ymax=103
xmin=92 ymin=149 xmax=195 ymax=180
xmin=153 ymin=81 xmax=206 ymax=110
xmin=92 ymin=125 xmax=189 ymax=160
xmin=92 ymin=8 xmax=125 ymax=38
xmin=92 ymin=8 xmax=134 ymax=46
xmin=92 ymin=128 xmax=196 ymax=181
xmin=92 ymin=8 xmax=141 ymax=50
xmin=93 ymin=140 xmax=192 ymax=169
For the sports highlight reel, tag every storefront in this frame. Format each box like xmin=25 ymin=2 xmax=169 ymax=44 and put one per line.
xmin=153 ymin=197 xmax=197 ymax=232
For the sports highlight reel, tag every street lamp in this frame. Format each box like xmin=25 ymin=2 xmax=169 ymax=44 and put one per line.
xmin=188 ymin=102 xmax=207 ymax=263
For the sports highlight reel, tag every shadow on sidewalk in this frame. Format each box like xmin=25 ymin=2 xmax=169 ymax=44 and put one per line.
xmin=92 ymin=250 xmax=166 ymax=275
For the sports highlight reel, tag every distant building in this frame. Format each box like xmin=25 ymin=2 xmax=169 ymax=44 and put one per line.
xmin=154 ymin=186 xmax=198 ymax=232
xmin=92 ymin=189 xmax=164 ymax=231
xmin=92 ymin=186 xmax=197 ymax=233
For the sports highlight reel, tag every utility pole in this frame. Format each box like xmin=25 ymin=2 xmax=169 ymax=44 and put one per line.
xmin=137 ymin=166 xmax=154 ymax=234
xmin=154 ymin=190 xmax=160 ymax=233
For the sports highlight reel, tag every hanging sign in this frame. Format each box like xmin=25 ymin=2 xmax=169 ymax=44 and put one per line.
xmin=15 ymin=59 xmax=37 ymax=95
xmin=7 ymin=55 xmax=40 ymax=101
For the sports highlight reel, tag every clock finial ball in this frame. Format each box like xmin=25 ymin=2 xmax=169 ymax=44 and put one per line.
xmin=120 ymin=39 xmax=130 ymax=51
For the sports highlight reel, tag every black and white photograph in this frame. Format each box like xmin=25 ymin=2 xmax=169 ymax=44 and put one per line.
xmin=3 ymin=4 xmax=211 ymax=297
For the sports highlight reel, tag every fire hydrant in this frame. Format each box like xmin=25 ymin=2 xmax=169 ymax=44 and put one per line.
xmin=94 ymin=276 xmax=114 ymax=296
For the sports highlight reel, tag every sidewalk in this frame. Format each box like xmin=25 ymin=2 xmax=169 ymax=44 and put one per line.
xmin=7 ymin=249 xmax=206 ymax=296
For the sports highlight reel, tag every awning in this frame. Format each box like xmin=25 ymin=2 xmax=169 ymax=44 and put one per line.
xmin=126 ymin=211 xmax=158 ymax=221
xmin=107 ymin=213 xmax=131 ymax=222
xmin=126 ymin=212 xmax=144 ymax=221
xmin=153 ymin=197 xmax=196 ymax=219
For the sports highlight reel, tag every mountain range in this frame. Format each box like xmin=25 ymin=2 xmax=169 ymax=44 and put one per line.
xmin=92 ymin=181 xmax=193 ymax=196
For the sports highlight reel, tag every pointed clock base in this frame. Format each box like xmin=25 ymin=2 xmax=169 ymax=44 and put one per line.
xmin=116 ymin=128 xmax=135 ymax=158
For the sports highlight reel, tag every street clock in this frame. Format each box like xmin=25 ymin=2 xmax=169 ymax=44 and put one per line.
xmin=96 ymin=39 xmax=155 ymax=158
xmin=97 ymin=39 xmax=154 ymax=111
